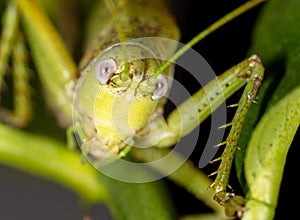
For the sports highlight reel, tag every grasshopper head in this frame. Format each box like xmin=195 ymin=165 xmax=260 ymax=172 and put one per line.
xmin=73 ymin=42 xmax=170 ymax=163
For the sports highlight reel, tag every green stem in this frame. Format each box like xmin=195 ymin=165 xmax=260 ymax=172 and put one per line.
xmin=0 ymin=123 xmax=108 ymax=204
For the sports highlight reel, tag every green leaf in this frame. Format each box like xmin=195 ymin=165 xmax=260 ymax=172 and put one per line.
xmin=243 ymin=86 xmax=300 ymax=220
xmin=103 ymin=175 xmax=177 ymax=220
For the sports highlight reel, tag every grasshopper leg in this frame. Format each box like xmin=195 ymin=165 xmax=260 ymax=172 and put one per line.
xmin=0 ymin=3 xmax=32 ymax=127
xmin=146 ymin=55 xmax=264 ymax=148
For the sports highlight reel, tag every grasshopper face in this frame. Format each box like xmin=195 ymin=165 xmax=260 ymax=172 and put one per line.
xmin=73 ymin=42 xmax=170 ymax=162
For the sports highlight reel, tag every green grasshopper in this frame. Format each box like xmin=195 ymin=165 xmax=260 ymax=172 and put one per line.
xmin=0 ymin=0 xmax=266 ymax=217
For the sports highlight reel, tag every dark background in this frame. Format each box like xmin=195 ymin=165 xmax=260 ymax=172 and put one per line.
xmin=0 ymin=0 xmax=299 ymax=219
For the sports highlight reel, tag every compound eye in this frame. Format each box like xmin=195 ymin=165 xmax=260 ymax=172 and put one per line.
xmin=151 ymin=74 xmax=168 ymax=100
xmin=94 ymin=57 xmax=117 ymax=84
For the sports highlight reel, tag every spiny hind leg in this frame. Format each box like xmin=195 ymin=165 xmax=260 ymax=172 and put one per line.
xmin=147 ymin=55 xmax=264 ymax=149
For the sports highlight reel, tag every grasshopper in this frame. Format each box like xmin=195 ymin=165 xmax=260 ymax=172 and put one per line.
xmin=0 ymin=0 xmax=266 ymax=218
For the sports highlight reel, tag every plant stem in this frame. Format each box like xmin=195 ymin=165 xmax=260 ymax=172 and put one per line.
xmin=0 ymin=123 xmax=108 ymax=204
